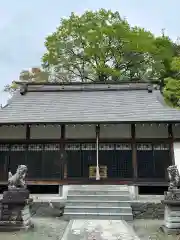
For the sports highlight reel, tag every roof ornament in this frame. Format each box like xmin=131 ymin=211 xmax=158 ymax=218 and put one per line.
xmin=147 ymin=84 xmax=153 ymax=93
xmin=20 ymin=84 xmax=28 ymax=95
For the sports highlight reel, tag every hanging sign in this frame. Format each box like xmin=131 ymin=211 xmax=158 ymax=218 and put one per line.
xmin=89 ymin=165 xmax=107 ymax=179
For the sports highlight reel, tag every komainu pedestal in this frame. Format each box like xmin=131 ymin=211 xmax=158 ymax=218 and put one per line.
xmin=160 ymin=165 xmax=180 ymax=234
xmin=0 ymin=189 xmax=33 ymax=231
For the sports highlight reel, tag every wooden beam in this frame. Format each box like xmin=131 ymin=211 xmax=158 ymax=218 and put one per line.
xmin=0 ymin=137 xmax=173 ymax=144
xmin=132 ymin=124 xmax=137 ymax=178
xmin=168 ymin=124 xmax=175 ymax=165
xmin=1 ymin=121 xmax=180 ymax=126
xmin=61 ymin=124 xmax=65 ymax=140
xmin=26 ymin=125 xmax=30 ymax=140
xmin=60 ymin=124 xmax=66 ymax=179
xmin=14 ymin=80 xmax=160 ymax=86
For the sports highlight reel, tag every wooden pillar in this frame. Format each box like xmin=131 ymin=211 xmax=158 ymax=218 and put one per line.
xmin=61 ymin=124 xmax=65 ymax=142
xmin=25 ymin=125 xmax=30 ymax=172
xmin=26 ymin=124 xmax=30 ymax=140
xmin=131 ymin=124 xmax=137 ymax=179
xmin=61 ymin=124 xmax=67 ymax=179
xmin=168 ymin=123 xmax=175 ymax=165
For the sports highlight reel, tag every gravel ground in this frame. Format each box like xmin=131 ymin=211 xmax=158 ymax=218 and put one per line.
xmin=133 ymin=219 xmax=180 ymax=240
xmin=0 ymin=217 xmax=68 ymax=240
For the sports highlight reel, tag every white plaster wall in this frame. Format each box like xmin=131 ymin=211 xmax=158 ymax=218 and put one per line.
xmin=173 ymin=142 xmax=180 ymax=173
xmin=0 ymin=125 xmax=26 ymax=139
xmin=62 ymin=185 xmax=69 ymax=199
xmin=65 ymin=124 xmax=96 ymax=139
xmin=173 ymin=125 xmax=180 ymax=138
xmin=30 ymin=125 xmax=61 ymax=139
xmin=136 ymin=124 xmax=168 ymax=138
xmin=100 ymin=124 xmax=131 ymax=138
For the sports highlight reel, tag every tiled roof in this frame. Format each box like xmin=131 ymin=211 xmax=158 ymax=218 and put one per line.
xmin=0 ymin=83 xmax=180 ymax=124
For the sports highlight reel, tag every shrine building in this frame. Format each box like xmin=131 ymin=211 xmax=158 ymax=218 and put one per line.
xmin=0 ymin=81 xmax=180 ymax=194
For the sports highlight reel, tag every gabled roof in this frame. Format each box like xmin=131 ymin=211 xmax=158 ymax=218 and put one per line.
xmin=0 ymin=82 xmax=180 ymax=124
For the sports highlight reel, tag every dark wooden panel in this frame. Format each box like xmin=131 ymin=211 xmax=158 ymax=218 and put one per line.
xmin=81 ymin=143 xmax=96 ymax=178
xmin=153 ymin=143 xmax=171 ymax=179
xmin=42 ymin=144 xmax=62 ymax=179
xmin=137 ymin=143 xmax=171 ymax=179
xmin=8 ymin=144 xmax=26 ymax=174
xmin=66 ymin=144 xmax=82 ymax=178
xmin=0 ymin=144 xmax=9 ymax=181
xmin=137 ymin=143 xmax=154 ymax=178
xmin=114 ymin=143 xmax=133 ymax=178
xmin=26 ymin=144 xmax=43 ymax=179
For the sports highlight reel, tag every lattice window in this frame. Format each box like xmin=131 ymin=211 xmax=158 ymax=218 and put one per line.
xmin=99 ymin=144 xmax=114 ymax=150
xmin=0 ymin=144 xmax=10 ymax=151
xmin=65 ymin=144 xmax=80 ymax=150
xmin=11 ymin=144 xmax=26 ymax=151
xmin=137 ymin=143 xmax=152 ymax=151
xmin=153 ymin=143 xmax=170 ymax=150
xmin=81 ymin=144 xmax=96 ymax=150
xmin=44 ymin=144 xmax=60 ymax=151
xmin=115 ymin=143 xmax=132 ymax=150
xmin=28 ymin=144 xmax=43 ymax=151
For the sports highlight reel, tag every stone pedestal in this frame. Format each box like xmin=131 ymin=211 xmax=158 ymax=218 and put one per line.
xmin=0 ymin=189 xmax=34 ymax=231
xmin=161 ymin=189 xmax=180 ymax=234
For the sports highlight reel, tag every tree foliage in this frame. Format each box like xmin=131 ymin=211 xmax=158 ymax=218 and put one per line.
xmin=4 ymin=68 xmax=49 ymax=94
xmin=5 ymin=9 xmax=180 ymax=108
xmin=42 ymin=9 xmax=173 ymax=82
xmin=163 ymin=55 xmax=180 ymax=107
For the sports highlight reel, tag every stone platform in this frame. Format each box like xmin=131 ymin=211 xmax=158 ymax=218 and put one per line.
xmin=61 ymin=219 xmax=140 ymax=240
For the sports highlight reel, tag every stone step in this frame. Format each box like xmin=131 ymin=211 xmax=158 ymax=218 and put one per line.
xmin=68 ymin=189 xmax=129 ymax=195
xmin=63 ymin=212 xmax=133 ymax=221
xmin=69 ymin=185 xmax=129 ymax=190
xmin=66 ymin=200 xmax=131 ymax=207
xmin=64 ymin=206 xmax=132 ymax=214
xmin=67 ymin=194 xmax=130 ymax=201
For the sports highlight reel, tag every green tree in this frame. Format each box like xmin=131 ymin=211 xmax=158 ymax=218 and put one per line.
xmin=163 ymin=56 xmax=180 ymax=107
xmin=42 ymin=9 xmax=167 ymax=82
xmin=4 ymin=68 xmax=49 ymax=94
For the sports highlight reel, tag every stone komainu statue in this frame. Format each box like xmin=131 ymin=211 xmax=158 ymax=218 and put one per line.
xmin=8 ymin=165 xmax=28 ymax=190
xmin=167 ymin=165 xmax=180 ymax=190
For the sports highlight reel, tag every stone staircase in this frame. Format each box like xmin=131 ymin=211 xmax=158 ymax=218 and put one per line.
xmin=64 ymin=185 xmax=133 ymax=221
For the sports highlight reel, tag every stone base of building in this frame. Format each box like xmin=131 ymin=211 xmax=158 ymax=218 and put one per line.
xmin=160 ymin=225 xmax=180 ymax=235
xmin=132 ymin=202 xmax=164 ymax=219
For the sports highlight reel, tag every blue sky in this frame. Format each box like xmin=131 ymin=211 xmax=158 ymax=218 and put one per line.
xmin=0 ymin=0 xmax=180 ymax=104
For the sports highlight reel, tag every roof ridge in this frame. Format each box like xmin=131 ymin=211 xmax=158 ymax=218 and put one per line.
xmin=18 ymin=82 xmax=155 ymax=95
xmin=14 ymin=80 xmax=158 ymax=86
